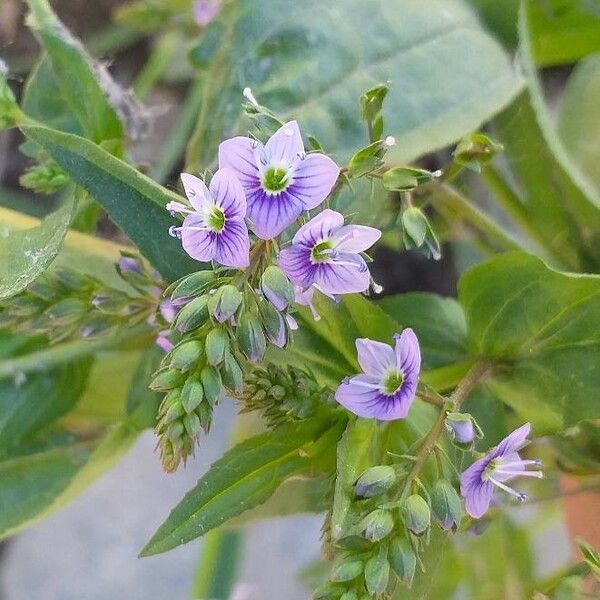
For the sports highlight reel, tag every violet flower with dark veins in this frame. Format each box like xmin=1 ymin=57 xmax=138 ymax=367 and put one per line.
xmin=218 ymin=121 xmax=339 ymax=239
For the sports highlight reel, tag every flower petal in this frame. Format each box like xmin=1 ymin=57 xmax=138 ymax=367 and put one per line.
xmin=264 ymin=120 xmax=304 ymax=165
xmin=292 ymin=209 xmax=345 ymax=245
xmin=218 ymin=136 xmax=261 ymax=189
xmin=356 ymin=338 xmax=395 ymax=377
xmin=278 ymin=244 xmax=314 ymax=288
xmin=494 ymin=423 xmax=531 ymax=457
xmin=394 ymin=328 xmax=421 ymax=378
xmin=460 ymin=457 xmax=494 ymax=518
xmin=334 ymin=224 xmax=382 ymax=253
xmin=180 ymin=173 xmax=211 ymax=212
xmin=213 ymin=220 xmax=250 ymax=268
xmin=247 ymin=187 xmax=303 ymax=239
xmin=335 ymin=374 xmax=384 ymax=419
xmin=288 ymin=153 xmax=340 ymax=210
xmin=209 ymin=167 xmax=247 ymax=219
xmin=312 ymin=253 xmax=370 ymax=294
xmin=181 ymin=214 xmax=217 ymax=262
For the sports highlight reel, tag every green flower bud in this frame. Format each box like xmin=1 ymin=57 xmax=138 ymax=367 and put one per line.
xmin=339 ymin=592 xmax=358 ymax=600
xmin=170 ymin=270 xmax=216 ymax=300
xmin=165 ymin=401 xmax=185 ymax=423
xmin=205 ymin=327 xmax=229 ymax=366
xmin=312 ymin=584 xmax=344 ymax=600
xmin=0 ymin=66 xmax=22 ymax=129
xmin=45 ymin=298 xmax=87 ymax=325
xmin=258 ymin=300 xmax=286 ymax=347
xmin=348 ymin=140 xmax=385 ymax=178
xmin=359 ymin=509 xmax=394 ymax=542
xmin=149 ymin=368 xmax=185 ymax=392
xmin=169 ymin=340 xmax=203 ymax=372
xmin=237 ymin=312 xmax=266 ymax=363
xmin=364 ymin=548 xmax=390 ymax=596
xmin=167 ymin=421 xmax=184 ymax=442
xmin=360 ymin=83 xmax=389 ymax=123
xmin=53 ymin=269 xmax=96 ymax=292
xmin=19 ymin=161 xmax=69 ymax=194
xmin=183 ymin=412 xmax=202 ymax=437
xmin=175 ymin=295 xmax=210 ymax=332
xmin=403 ymin=494 xmax=431 ymax=536
xmin=402 ymin=207 xmax=441 ymax=260
xmin=8 ymin=296 xmax=45 ymax=317
xmin=221 ymin=353 xmax=244 ymax=393
xmin=453 ymin=132 xmax=503 ymax=172
xmin=201 ymin=365 xmax=223 ymax=406
xmin=330 ymin=559 xmax=363 ymax=582
xmin=389 ymin=536 xmax=416 ymax=585
xmin=180 ymin=379 xmax=204 ymax=413
xmin=355 ymin=465 xmax=396 ymax=498
xmin=383 ymin=167 xmax=436 ymax=192
xmin=430 ymin=480 xmax=462 ymax=531
xmin=260 ymin=265 xmax=294 ymax=310
xmin=208 ymin=285 xmax=242 ymax=323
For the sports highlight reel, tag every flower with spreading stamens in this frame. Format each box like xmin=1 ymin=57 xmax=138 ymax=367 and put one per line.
xmin=335 ymin=330 xmax=421 ymax=420
xmin=168 ymin=169 xmax=250 ymax=269
xmin=218 ymin=121 xmax=339 ymax=239
xmin=460 ymin=423 xmax=542 ymax=518
xmin=278 ymin=209 xmax=381 ymax=295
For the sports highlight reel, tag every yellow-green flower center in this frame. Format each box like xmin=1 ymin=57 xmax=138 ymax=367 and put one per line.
xmin=263 ymin=166 xmax=289 ymax=193
xmin=311 ymin=240 xmax=333 ymax=263
xmin=382 ymin=370 xmax=404 ymax=395
xmin=207 ymin=206 xmax=226 ymax=232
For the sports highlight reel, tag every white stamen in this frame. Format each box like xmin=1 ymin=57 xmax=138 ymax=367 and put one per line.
xmin=166 ymin=201 xmax=193 ymax=216
xmin=242 ymin=87 xmax=259 ymax=107
xmin=384 ymin=135 xmax=396 ymax=147
xmin=488 ymin=477 xmax=527 ymax=501
xmin=432 ymin=169 xmax=443 ymax=178
xmin=494 ymin=469 xmax=543 ymax=479
xmin=498 ymin=459 xmax=542 ymax=469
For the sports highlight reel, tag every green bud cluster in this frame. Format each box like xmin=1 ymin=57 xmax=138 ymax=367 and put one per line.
xmin=0 ymin=264 xmax=154 ymax=343
xmin=19 ymin=161 xmax=69 ymax=195
xmin=0 ymin=64 xmax=22 ymax=129
xmin=233 ymin=363 xmax=329 ymax=426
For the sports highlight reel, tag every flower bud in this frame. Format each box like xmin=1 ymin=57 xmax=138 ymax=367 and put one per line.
xmin=364 ymin=548 xmax=390 ymax=596
xmin=453 ymin=132 xmax=503 ymax=172
xmin=360 ymin=83 xmax=389 ymax=123
xmin=347 ymin=140 xmax=385 ymax=178
xmin=312 ymin=584 xmax=344 ymax=600
xmin=180 ymin=378 xmax=204 ymax=413
xmin=201 ymin=365 xmax=222 ymax=406
xmin=237 ymin=312 xmax=267 ymax=363
xmin=208 ymin=285 xmax=242 ymax=323
xmin=389 ymin=536 xmax=416 ymax=585
xmin=430 ymin=480 xmax=462 ymax=531
xmin=45 ymin=298 xmax=87 ymax=325
xmin=359 ymin=509 xmax=394 ymax=542
xmin=355 ymin=465 xmax=396 ymax=498
xmin=183 ymin=412 xmax=202 ymax=437
xmin=339 ymin=592 xmax=358 ymax=600
xmin=403 ymin=494 xmax=430 ymax=536
xmin=382 ymin=167 xmax=435 ymax=192
xmin=401 ymin=207 xmax=441 ymax=260
xmin=117 ymin=255 xmax=142 ymax=276
xmin=330 ymin=559 xmax=363 ymax=583
xmin=170 ymin=271 xmax=216 ymax=300
xmin=167 ymin=341 xmax=202 ymax=372
xmin=221 ymin=353 xmax=244 ymax=393
xmin=0 ymin=66 xmax=23 ymax=129
xmin=149 ymin=368 xmax=185 ymax=392
xmin=258 ymin=300 xmax=287 ymax=348
xmin=260 ymin=266 xmax=294 ymax=311
xmin=175 ymin=295 xmax=210 ymax=332
xmin=445 ymin=411 xmax=478 ymax=446
xmin=205 ymin=327 xmax=229 ymax=366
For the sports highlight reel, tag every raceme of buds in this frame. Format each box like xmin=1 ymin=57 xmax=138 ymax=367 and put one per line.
xmin=359 ymin=508 xmax=394 ymax=542
xmin=403 ymin=494 xmax=431 ymax=536
xmin=445 ymin=411 xmax=479 ymax=446
xmin=19 ymin=161 xmax=69 ymax=194
xmin=430 ymin=480 xmax=462 ymax=531
xmin=355 ymin=465 xmax=397 ymax=498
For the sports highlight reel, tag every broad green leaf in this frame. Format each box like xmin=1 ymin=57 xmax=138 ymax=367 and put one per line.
xmin=377 ymin=293 xmax=468 ymax=369
xmin=0 ymin=333 xmax=91 ymax=454
xmin=558 ymin=53 xmax=600 ymax=195
xmin=26 ymin=0 xmax=123 ymax=143
xmin=190 ymin=0 xmax=522 ymax=168
xmin=20 ymin=124 xmax=199 ymax=282
xmin=141 ymin=416 xmax=344 ymax=556
xmin=0 ymin=190 xmax=76 ymax=299
xmin=459 ymin=252 xmax=600 ymax=432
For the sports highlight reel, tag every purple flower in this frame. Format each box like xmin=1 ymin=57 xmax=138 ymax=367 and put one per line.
xmin=218 ymin=121 xmax=339 ymax=239
xmin=278 ymin=209 xmax=381 ymax=295
xmin=334 ymin=329 xmax=421 ymax=421
xmin=460 ymin=423 xmax=542 ymax=519
xmin=156 ymin=332 xmax=174 ymax=353
xmin=194 ymin=0 xmax=220 ymax=26
xmin=168 ymin=169 xmax=250 ymax=269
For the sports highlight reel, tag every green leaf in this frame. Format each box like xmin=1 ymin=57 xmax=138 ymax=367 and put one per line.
xmin=0 ymin=190 xmax=76 ymax=299
xmin=459 ymin=252 xmax=600 ymax=432
xmin=191 ymin=0 xmax=522 ymax=168
xmin=141 ymin=417 xmax=344 ymax=556
xmin=558 ymin=53 xmax=600 ymax=196
xmin=26 ymin=0 xmax=123 ymax=143
xmin=20 ymin=124 xmax=199 ymax=282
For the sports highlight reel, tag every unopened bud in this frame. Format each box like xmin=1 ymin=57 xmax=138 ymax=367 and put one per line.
xmin=401 ymin=207 xmax=441 ymax=260
xmin=45 ymin=298 xmax=86 ymax=325
xmin=445 ymin=412 xmax=478 ymax=446
xmin=389 ymin=537 xmax=416 ymax=585
xmin=180 ymin=379 xmax=204 ymax=413
xmin=258 ymin=300 xmax=287 ymax=348
xmin=201 ymin=365 xmax=223 ymax=406
xmin=221 ymin=353 xmax=244 ymax=393
xmin=312 ymin=584 xmax=344 ymax=600
xmin=260 ymin=266 xmax=294 ymax=311
xmin=431 ymin=480 xmax=462 ymax=531
xmin=383 ymin=167 xmax=435 ymax=192
xmin=237 ymin=312 xmax=267 ymax=363
xmin=208 ymin=285 xmax=242 ymax=323
xmin=359 ymin=509 xmax=394 ymax=542
xmin=364 ymin=548 xmax=390 ymax=596
xmin=453 ymin=133 xmax=503 ymax=172
xmin=117 ymin=255 xmax=142 ymax=276
xmin=355 ymin=465 xmax=396 ymax=498
xmin=403 ymin=494 xmax=430 ymax=536
xmin=169 ymin=340 xmax=203 ymax=372
xmin=339 ymin=592 xmax=358 ymax=600
xmin=149 ymin=368 xmax=185 ymax=392
xmin=171 ymin=271 xmax=216 ymax=300
xmin=330 ymin=559 xmax=363 ymax=583
xmin=205 ymin=327 xmax=229 ymax=366
xmin=183 ymin=412 xmax=202 ymax=437
xmin=175 ymin=295 xmax=209 ymax=332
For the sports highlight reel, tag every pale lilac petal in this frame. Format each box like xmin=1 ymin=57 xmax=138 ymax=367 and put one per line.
xmin=194 ymin=0 xmax=220 ymax=26
xmin=278 ymin=245 xmax=314 ymax=288
xmin=213 ymin=220 xmax=250 ymax=268
xmin=180 ymin=173 xmax=211 ymax=212
xmin=247 ymin=187 xmax=303 ymax=239
xmin=292 ymin=209 xmax=345 ymax=245
xmin=218 ymin=137 xmax=261 ymax=189
xmin=385 ymin=384 xmax=416 ymax=419
xmin=394 ymin=328 xmax=421 ymax=378
xmin=355 ymin=338 xmax=395 ymax=377
xmin=312 ymin=253 xmax=370 ymax=294
xmin=264 ymin=120 xmax=303 ymax=165
xmin=156 ymin=334 xmax=174 ymax=353
xmin=209 ymin=167 xmax=247 ymax=219
xmin=334 ymin=224 xmax=382 ymax=253
xmin=288 ymin=153 xmax=340 ymax=210
xmin=335 ymin=374 xmax=384 ymax=419
xmin=464 ymin=479 xmax=494 ymax=519
xmin=494 ymin=423 xmax=531 ymax=458
xmin=181 ymin=215 xmax=217 ymax=262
